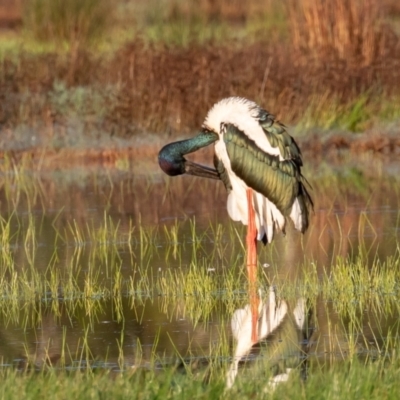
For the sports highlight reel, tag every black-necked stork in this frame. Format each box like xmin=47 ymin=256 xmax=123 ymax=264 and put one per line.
xmin=158 ymin=97 xmax=313 ymax=342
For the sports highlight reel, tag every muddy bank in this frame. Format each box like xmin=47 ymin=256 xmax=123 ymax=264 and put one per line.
xmin=1 ymin=129 xmax=399 ymax=171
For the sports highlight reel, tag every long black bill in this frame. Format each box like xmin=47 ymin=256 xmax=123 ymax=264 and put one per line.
xmin=184 ymin=160 xmax=220 ymax=180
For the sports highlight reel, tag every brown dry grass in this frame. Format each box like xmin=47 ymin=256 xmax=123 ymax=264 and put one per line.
xmin=0 ymin=0 xmax=399 ymax=158
xmin=105 ymin=36 xmax=400 ymax=135
xmin=288 ymin=0 xmax=395 ymax=67
xmin=2 ymin=37 xmax=399 ymax=136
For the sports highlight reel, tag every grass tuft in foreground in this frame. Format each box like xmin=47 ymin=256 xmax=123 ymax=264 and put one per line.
xmin=1 ymin=355 xmax=400 ymax=399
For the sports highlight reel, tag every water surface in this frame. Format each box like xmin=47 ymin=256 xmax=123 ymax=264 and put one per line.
xmin=0 ymin=156 xmax=399 ymax=386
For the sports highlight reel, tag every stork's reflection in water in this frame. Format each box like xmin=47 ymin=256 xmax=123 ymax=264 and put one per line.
xmin=226 ymin=287 xmax=312 ymax=390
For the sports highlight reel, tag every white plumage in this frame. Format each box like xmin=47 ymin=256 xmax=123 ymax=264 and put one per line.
xmin=203 ymin=97 xmax=307 ymax=243
xmin=158 ymin=96 xmax=312 ymax=376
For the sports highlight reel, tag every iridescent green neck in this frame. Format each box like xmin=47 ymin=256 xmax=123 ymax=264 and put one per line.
xmin=158 ymin=130 xmax=218 ymax=176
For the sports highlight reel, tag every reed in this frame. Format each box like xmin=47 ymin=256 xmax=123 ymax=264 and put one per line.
xmin=288 ymin=0 xmax=391 ymax=66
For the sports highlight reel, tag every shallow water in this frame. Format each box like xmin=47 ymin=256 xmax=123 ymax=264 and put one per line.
xmin=0 ymin=156 xmax=399 ymax=386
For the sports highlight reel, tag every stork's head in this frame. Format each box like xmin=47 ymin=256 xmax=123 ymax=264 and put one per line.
xmin=158 ymin=97 xmax=271 ymax=181
xmin=158 ymin=134 xmax=219 ymax=180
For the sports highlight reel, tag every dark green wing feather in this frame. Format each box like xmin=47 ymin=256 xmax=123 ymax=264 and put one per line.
xmin=223 ymin=121 xmax=312 ymax=230
xmin=258 ymin=109 xmax=303 ymax=166
xmin=214 ymin=154 xmax=232 ymax=193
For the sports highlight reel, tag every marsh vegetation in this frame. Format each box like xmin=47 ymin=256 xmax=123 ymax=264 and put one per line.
xmin=0 ymin=154 xmax=399 ymax=398
xmin=0 ymin=0 xmax=400 ymax=398
xmin=1 ymin=0 xmax=400 ymax=147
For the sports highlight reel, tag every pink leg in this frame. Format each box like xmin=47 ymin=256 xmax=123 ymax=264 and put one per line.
xmin=246 ymin=188 xmax=259 ymax=344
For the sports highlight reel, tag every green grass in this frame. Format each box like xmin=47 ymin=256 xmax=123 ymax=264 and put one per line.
xmin=0 ymin=355 xmax=400 ymax=399
xmin=0 ymin=0 xmax=287 ymax=54
xmin=297 ymin=92 xmax=400 ymax=132
xmin=0 ymin=161 xmax=400 ymax=396
xmin=22 ymin=0 xmax=114 ymax=46
xmin=139 ymin=10 xmax=288 ymax=47
xmin=0 ymin=199 xmax=398 ymax=337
